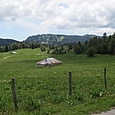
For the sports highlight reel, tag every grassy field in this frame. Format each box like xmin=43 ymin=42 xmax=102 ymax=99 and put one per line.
xmin=0 ymin=48 xmax=115 ymax=115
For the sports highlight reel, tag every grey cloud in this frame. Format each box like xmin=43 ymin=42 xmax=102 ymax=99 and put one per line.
xmin=11 ymin=17 xmax=16 ymax=22
xmin=106 ymin=18 xmax=115 ymax=28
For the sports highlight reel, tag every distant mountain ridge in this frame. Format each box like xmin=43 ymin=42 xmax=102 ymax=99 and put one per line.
xmin=0 ymin=38 xmax=19 ymax=46
xmin=0 ymin=34 xmax=101 ymax=46
xmin=25 ymin=34 xmax=99 ymax=45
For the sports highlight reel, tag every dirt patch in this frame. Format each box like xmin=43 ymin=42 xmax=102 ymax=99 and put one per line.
xmin=3 ymin=56 xmax=11 ymax=60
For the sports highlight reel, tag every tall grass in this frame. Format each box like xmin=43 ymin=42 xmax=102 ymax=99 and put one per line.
xmin=0 ymin=49 xmax=115 ymax=114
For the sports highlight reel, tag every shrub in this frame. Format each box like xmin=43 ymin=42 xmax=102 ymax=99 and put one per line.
xmin=86 ymin=47 xmax=96 ymax=57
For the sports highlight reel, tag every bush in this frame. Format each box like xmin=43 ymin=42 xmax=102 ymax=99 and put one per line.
xmin=86 ymin=47 xmax=96 ymax=57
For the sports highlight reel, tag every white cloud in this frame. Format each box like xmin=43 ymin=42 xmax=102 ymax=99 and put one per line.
xmin=0 ymin=0 xmax=115 ymax=40
xmin=38 ymin=0 xmax=115 ymax=30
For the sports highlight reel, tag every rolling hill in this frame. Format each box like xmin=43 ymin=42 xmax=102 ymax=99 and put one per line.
xmin=0 ymin=34 xmax=101 ymax=46
xmin=25 ymin=34 xmax=99 ymax=45
xmin=0 ymin=38 xmax=19 ymax=46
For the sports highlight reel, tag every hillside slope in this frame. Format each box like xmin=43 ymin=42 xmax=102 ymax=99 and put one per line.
xmin=25 ymin=34 xmax=99 ymax=45
xmin=0 ymin=38 xmax=19 ymax=46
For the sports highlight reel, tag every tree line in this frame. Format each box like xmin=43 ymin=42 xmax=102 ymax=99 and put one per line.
xmin=0 ymin=32 xmax=115 ymax=56
xmin=0 ymin=42 xmax=40 ymax=52
xmin=73 ymin=32 xmax=115 ymax=56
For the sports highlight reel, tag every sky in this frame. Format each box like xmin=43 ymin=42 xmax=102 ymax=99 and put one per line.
xmin=0 ymin=0 xmax=115 ymax=41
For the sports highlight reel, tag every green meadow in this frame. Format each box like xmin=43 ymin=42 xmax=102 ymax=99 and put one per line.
xmin=0 ymin=48 xmax=115 ymax=115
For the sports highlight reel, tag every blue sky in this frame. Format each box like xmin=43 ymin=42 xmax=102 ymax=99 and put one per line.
xmin=0 ymin=0 xmax=115 ymax=41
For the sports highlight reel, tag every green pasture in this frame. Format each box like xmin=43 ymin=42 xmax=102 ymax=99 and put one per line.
xmin=0 ymin=48 xmax=115 ymax=115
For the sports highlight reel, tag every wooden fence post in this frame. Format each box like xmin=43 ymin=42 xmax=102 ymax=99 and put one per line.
xmin=104 ymin=68 xmax=107 ymax=90
xmin=69 ymin=72 xmax=72 ymax=96
xmin=11 ymin=78 xmax=18 ymax=112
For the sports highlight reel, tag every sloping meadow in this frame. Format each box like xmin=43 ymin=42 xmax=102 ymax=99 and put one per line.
xmin=0 ymin=49 xmax=115 ymax=115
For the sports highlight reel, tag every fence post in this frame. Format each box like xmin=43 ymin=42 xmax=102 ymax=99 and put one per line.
xmin=104 ymin=67 xmax=107 ymax=90
xmin=11 ymin=78 xmax=18 ymax=112
xmin=69 ymin=72 xmax=72 ymax=96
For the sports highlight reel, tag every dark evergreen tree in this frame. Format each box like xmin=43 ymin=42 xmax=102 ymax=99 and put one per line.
xmin=100 ymin=42 xmax=108 ymax=54
xmin=108 ymin=38 xmax=115 ymax=54
xmin=73 ymin=44 xmax=83 ymax=54
xmin=68 ymin=44 xmax=73 ymax=50
xmin=4 ymin=45 xmax=9 ymax=52
xmin=40 ymin=44 xmax=46 ymax=52
xmin=103 ymin=32 xmax=107 ymax=38
xmin=78 ymin=41 xmax=81 ymax=46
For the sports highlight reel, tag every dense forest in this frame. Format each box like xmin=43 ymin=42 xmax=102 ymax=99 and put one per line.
xmin=0 ymin=32 xmax=115 ymax=56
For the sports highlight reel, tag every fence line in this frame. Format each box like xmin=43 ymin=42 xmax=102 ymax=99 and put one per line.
xmin=10 ymin=68 xmax=108 ymax=111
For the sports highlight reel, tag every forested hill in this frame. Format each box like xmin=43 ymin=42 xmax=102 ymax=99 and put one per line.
xmin=0 ymin=34 xmax=100 ymax=46
xmin=25 ymin=34 xmax=98 ymax=45
xmin=0 ymin=38 xmax=19 ymax=46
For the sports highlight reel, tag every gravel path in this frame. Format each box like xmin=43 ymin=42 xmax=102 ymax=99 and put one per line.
xmin=92 ymin=109 xmax=115 ymax=115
